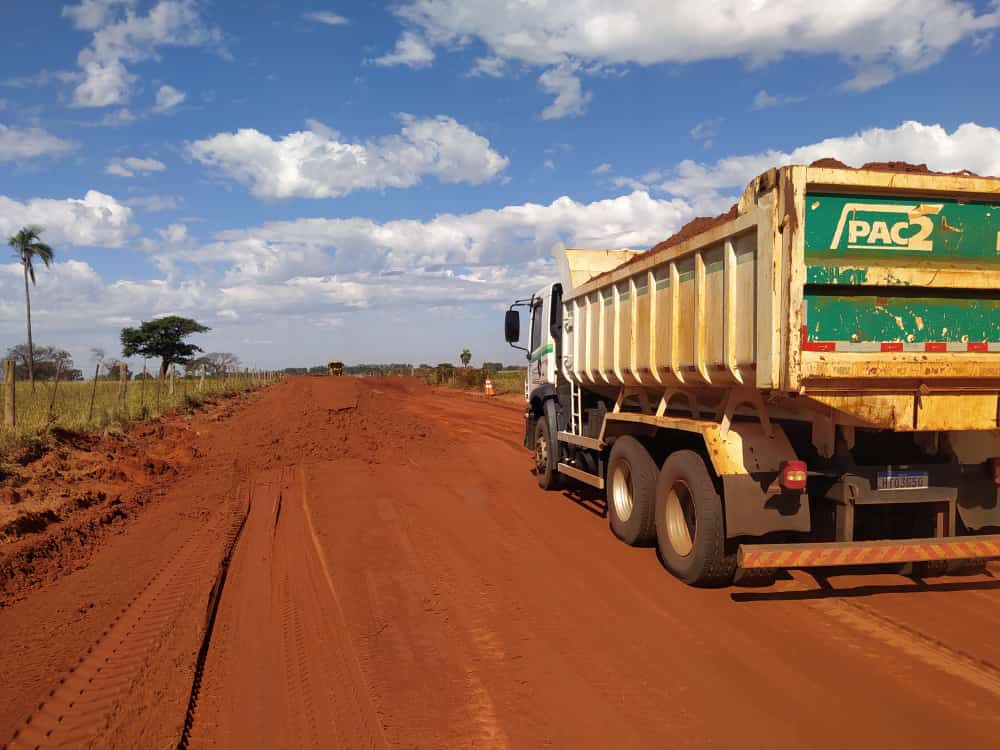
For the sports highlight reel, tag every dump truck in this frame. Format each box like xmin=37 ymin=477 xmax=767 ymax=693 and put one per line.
xmin=328 ymin=360 xmax=344 ymax=376
xmin=505 ymin=164 xmax=1000 ymax=586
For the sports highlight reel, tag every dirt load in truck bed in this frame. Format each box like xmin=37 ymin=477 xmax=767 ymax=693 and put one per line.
xmin=593 ymin=159 xmax=992 ymax=285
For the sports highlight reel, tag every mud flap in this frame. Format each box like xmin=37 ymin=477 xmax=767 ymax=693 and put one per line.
xmin=705 ymin=422 xmax=811 ymax=538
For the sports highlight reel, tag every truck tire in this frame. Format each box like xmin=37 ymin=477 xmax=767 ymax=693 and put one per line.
xmin=533 ymin=399 xmax=562 ymax=491
xmin=655 ymin=450 xmax=736 ymax=586
xmin=607 ymin=436 xmax=657 ymax=546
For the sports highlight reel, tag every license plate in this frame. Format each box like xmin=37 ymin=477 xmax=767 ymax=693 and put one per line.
xmin=877 ymin=470 xmax=929 ymax=490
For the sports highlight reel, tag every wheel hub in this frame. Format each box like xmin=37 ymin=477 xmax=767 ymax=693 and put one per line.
xmin=611 ymin=463 xmax=634 ymax=522
xmin=535 ymin=432 xmax=548 ymax=473
xmin=665 ymin=480 xmax=696 ymax=557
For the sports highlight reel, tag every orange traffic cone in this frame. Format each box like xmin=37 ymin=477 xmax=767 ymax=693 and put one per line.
xmin=484 ymin=378 xmax=495 ymax=396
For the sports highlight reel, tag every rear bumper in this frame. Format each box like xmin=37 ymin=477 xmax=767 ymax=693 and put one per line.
xmin=738 ymin=534 xmax=1000 ymax=569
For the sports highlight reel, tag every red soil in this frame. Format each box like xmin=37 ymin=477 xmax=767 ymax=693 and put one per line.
xmin=809 ymin=157 xmax=982 ymax=177
xmin=0 ymin=395 xmax=255 ymax=605
xmin=3 ymin=377 xmax=1000 ymax=748
xmin=649 ymin=203 xmax=739 ymax=254
xmin=594 ymin=159 xmax=988 ymax=286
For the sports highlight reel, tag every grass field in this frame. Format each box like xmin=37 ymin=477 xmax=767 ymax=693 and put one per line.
xmin=484 ymin=369 xmax=525 ymax=395
xmin=0 ymin=373 xmax=273 ymax=459
xmin=416 ymin=366 xmax=526 ymax=396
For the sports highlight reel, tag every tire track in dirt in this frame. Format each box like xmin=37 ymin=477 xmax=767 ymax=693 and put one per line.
xmin=367 ymin=487 xmax=511 ymax=750
xmin=2 ymin=485 xmax=250 ymax=750
xmin=184 ymin=465 xmax=387 ymax=749
xmin=808 ymin=595 xmax=1000 ymax=700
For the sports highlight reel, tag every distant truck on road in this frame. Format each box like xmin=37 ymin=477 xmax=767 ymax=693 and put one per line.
xmin=328 ymin=360 xmax=344 ymax=376
xmin=506 ymin=164 xmax=1000 ymax=586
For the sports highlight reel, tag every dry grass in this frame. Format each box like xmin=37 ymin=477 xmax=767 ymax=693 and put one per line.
xmin=0 ymin=374 xmax=273 ymax=462
xmin=419 ymin=367 xmax=525 ymax=396
xmin=485 ymin=369 xmax=525 ymax=395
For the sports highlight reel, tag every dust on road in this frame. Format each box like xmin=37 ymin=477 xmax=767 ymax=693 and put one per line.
xmin=3 ymin=376 xmax=1000 ymax=749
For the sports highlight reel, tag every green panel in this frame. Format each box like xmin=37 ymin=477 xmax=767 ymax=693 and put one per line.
xmin=529 ymin=342 xmax=554 ymax=362
xmin=805 ymin=294 xmax=1000 ymax=343
xmin=805 ymin=193 xmax=1000 ymax=270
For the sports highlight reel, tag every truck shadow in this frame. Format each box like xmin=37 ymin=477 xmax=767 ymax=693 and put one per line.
xmin=559 ymin=485 xmax=607 ymax=518
xmin=731 ymin=569 xmax=1000 ymax=602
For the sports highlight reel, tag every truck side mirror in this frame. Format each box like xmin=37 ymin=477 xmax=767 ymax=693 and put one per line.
xmin=504 ymin=310 xmax=520 ymax=343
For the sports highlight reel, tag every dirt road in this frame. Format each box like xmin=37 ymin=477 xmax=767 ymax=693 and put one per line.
xmin=3 ymin=376 xmax=1000 ymax=748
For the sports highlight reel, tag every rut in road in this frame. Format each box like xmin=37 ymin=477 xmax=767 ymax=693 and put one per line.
xmin=184 ymin=462 xmax=387 ymax=750
xmin=2 ymin=486 xmax=249 ymax=750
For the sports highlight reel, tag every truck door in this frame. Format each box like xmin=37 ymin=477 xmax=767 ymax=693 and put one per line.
xmin=527 ymin=295 xmax=547 ymax=394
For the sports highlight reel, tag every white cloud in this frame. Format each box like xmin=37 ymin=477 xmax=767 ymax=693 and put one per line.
xmin=62 ymin=0 xmax=135 ymax=31
xmin=106 ymin=155 xmax=166 ymax=176
xmin=592 ymin=162 xmax=612 ymax=174
xmin=0 ymin=191 xmax=136 ymax=248
xmin=199 ymin=190 xmax=693 ymax=284
xmin=0 ymin=124 xmax=77 ymax=161
xmin=469 ymin=56 xmax=507 ymax=78
xmin=391 ymin=0 xmax=1000 ymax=93
xmin=65 ymin=0 xmax=222 ymax=108
xmin=752 ymin=89 xmax=805 ymax=109
xmin=92 ymin=107 xmax=136 ymax=127
xmin=370 ymin=31 xmax=434 ymax=68
xmin=618 ymin=120 xmax=1000 ymax=214
xmin=188 ymin=114 xmax=509 ymax=199
xmin=153 ymin=84 xmax=186 ymax=112
xmin=303 ymin=11 xmax=348 ymax=26
xmin=538 ymin=66 xmax=591 ymax=120
xmin=125 ymin=194 xmax=180 ymax=212
xmin=839 ymin=65 xmax=897 ymax=93
xmin=690 ymin=118 xmax=723 ymax=148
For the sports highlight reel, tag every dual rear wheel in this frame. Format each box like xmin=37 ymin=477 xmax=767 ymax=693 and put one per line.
xmin=606 ymin=441 xmax=735 ymax=586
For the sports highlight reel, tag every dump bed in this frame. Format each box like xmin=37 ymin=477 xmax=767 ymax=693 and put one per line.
xmin=563 ymin=165 xmax=1000 ymax=431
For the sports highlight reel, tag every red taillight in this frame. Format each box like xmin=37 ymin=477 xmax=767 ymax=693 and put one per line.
xmin=780 ymin=460 xmax=808 ymax=491
xmin=991 ymin=458 xmax=1000 ymax=485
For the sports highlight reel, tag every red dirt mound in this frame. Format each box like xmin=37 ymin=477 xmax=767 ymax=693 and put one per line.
xmin=809 ymin=158 xmax=982 ymax=177
xmin=650 ymin=204 xmax=739 ymax=254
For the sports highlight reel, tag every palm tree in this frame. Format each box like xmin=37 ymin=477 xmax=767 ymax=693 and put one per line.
xmin=8 ymin=226 xmax=55 ymax=390
xmin=460 ymin=348 xmax=471 ymax=368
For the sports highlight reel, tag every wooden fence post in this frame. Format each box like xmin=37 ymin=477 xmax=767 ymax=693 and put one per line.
xmin=47 ymin=359 xmax=63 ymax=420
xmin=116 ymin=363 xmax=127 ymax=416
xmin=139 ymin=363 xmax=147 ymax=409
xmin=199 ymin=365 xmax=206 ymax=392
xmin=4 ymin=359 xmax=15 ymax=429
xmin=169 ymin=365 xmax=176 ymax=396
xmin=87 ymin=363 xmax=100 ymax=422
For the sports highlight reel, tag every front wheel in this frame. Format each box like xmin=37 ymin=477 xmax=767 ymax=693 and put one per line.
xmin=533 ymin=400 xmax=562 ymax=490
xmin=655 ymin=450 xmax=735 ymax=587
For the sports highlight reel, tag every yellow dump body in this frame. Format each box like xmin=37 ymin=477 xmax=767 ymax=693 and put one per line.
xmin=563 ymin=166 xmax=1000 ymax=432
xmin=328 ymin=360 xmax=344 ymax=376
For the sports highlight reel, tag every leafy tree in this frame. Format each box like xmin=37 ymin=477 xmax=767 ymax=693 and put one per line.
xmin=120 ymin=316 xmax=210 ymax=379
xmin=482 ymin=361 xmax=503 ymax=373
xmin=8 ymin=226 xmax=55 ymax=389
xmin=5 ymin=344 xmax=81 ymax=381
xmin=460 ymin=348 xmax=472 ymax=368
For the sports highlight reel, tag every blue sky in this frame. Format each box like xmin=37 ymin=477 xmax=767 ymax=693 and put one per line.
xmin=2 ymin=0 xmax=1000 ymax=371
